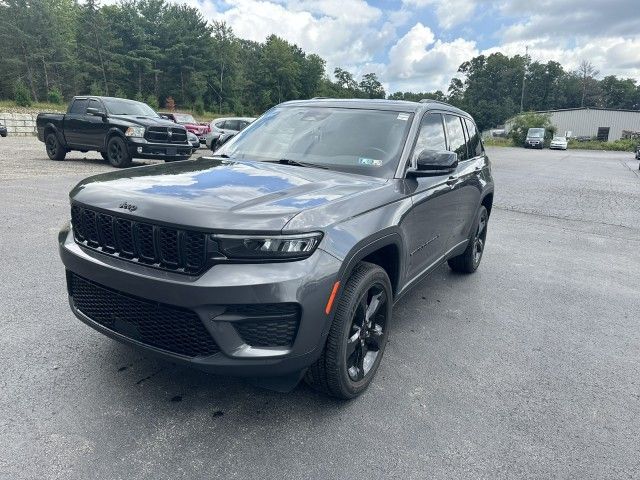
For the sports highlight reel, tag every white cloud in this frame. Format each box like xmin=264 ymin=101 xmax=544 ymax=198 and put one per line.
xmin=384 ymin=23 xmax=478 ymax=92
xmin=402 ymin=0 xmax=476 ymax=29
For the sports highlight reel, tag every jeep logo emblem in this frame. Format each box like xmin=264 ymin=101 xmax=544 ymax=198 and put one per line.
xmin=119 ymin=202 xmax=137 ymax=212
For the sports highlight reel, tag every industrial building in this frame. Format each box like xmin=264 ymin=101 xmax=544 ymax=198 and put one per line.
xmin=506 ymin=107 xmax=640 ymax=141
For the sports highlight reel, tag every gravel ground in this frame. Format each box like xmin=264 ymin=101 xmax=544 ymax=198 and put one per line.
xmin=1 ymin=137 xmax=639 ymax=479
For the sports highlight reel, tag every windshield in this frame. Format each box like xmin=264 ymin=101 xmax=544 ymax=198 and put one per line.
xmin=174 ymin=113 xmax=197 ymax=124
xmin=553 ymin=136 xmax=566 ymax=141
xmin=527 ymin=128 xmax=545 ymax=138
xmin=102 ymin=98 xmax=158 ymax=117
xmin=217 ymin=106 xmax=413 ymax=178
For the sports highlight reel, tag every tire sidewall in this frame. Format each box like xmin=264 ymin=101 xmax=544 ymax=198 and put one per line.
xmin=46 ymin=133 xmax=63 ymax=160
xmin=332 ymin=266 xmax=392 ymax=398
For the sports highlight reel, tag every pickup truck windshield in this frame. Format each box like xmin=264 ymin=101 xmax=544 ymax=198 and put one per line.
xmin=217 ymin=106 xmax=413 ymax=178
xmin=173 ymin=113 xmax=197 ymax=124
xmin=103 ymin=98 xmax=158 ymax=117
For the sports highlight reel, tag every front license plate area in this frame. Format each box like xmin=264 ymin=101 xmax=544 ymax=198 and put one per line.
xmin=166 ymin=147 xmax=177 ymax=156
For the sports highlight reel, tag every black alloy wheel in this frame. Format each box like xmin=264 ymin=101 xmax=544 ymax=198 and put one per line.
xmin=346 ymin=283 xmax=388 ymax=382
xmin=472 ymin=207 xmax=488 ymax=268
xmin=106 ymin=136 xmax=132 ymax=168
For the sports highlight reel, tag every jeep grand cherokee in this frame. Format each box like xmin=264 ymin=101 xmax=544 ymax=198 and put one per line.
xmin=59 ymin=98 xmax=494 ymax=399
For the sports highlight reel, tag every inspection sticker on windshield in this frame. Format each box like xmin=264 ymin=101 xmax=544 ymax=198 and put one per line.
xmin=397 ymin=113 xmax=410 ymax=121
xmin=359 ymin=157 xmax=382 ymax=167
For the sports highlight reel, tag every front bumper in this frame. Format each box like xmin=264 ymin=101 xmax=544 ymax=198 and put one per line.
xmin=59 ymin=224 xmax=341 ymax=377
xmin=525 ymin=140 xmax=543 ymax=148
xmin=126 ymin=137 xmax=192 ymax=160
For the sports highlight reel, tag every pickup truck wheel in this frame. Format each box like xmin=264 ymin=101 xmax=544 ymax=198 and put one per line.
xmin=45 ymin=133 xmax=66 ymax=161
xmin=106 ymin=136 xmax=132 ymax=168
xmin=448 ymin=205 xmax=488 ymax=273
xmin=305 ymin=262 xmax=391 ymax=399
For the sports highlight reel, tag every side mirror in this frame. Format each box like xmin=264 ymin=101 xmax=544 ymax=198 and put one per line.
xmin=408 ymin=149 xmax=458 ymax=176
xmin=86 ymin=107 xmax=106 ymax=119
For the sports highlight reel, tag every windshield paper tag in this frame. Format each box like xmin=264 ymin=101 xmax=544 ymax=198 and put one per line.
xmin=397 ymin=113 xmax=410 ymax=121
xmin=359 ymin=158 xmax=382 ymax=167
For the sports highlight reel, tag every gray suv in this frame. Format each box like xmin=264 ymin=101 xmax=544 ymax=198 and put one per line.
xmin=59 ymin=99 xmax=494 ymax=399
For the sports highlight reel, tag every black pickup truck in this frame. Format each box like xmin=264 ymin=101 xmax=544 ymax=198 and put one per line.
xmin=37 ymin=96 xmax=193 ymax=167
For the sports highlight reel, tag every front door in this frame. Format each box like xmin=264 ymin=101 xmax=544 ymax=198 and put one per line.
xmin=404 ymin=112 xmax=460 ymax=281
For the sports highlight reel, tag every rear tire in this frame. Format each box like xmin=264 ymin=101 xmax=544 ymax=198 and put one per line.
xmin=305 ymin=262 xmax=392 ymax=399
xmin=106 ymin=136 xmax=132 ymax=168
xmin=448 ymin=205 xmax=489 ymax=273
xmin=45 ymin=133 xmax=66 ymax=161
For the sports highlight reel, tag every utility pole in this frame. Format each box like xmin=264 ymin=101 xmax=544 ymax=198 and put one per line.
xmin=520 ymin=45 xmax=529 ymax=112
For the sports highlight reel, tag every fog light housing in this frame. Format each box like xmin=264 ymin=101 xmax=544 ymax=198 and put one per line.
xmin=137 ymin=147 xmax=143 ymax=153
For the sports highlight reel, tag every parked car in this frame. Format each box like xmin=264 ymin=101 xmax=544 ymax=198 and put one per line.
xmin=210 ymin=130 xmax=238 ymax=152
xmin=205 ymin=117 xmax=255 ymax=148
xmin=187 ymin=131 xmax=200 ymax=154
xmin=524 ymin=127 xmax=545 ymax=148
xmin=37 ymin=96 xmax=192 ymax=167
xmin=549 ymin=136 xmax=568 ymax=150
xmin=636 ymin=146 xmax=640 ymax=169
xmin=59 ymin=98 xmax=494 ymax=399
xmin=160 ymin=112 xmax=210 ymax=144
xmin=0 ymin=122 xmax=7 ymax=137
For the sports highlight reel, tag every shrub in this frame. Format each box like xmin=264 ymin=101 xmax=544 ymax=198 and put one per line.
xmin=89 ymin=82 xmax=103 ymax=96
xmin=508 ymin=112 xmax=555 ymax=147
xmin=146 ymin=94 xmax=159 ymax=110
xmin=14 ymin=81 xmax=32 ymax=107
xmin=47 ymin=87 xmax=63 ymax=104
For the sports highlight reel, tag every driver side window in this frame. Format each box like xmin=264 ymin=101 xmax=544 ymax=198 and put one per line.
xmin=412 ymin=113 xmax=447 ymax=162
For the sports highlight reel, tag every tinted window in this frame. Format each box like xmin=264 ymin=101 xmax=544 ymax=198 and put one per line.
xmin=218 ymin=106 xmax=413 ymax=178
xmin=88 ymin=99 xmax=105 ymax=114
xmin=225 ymin=120 xmax=241 ymax=130
xmin=444 ymin=114 xmax=468 ymax=160
xmin=215 ymin=120 xmax=226 ymax=128
xmin=463 ymin=118 xmax=483 ymax=157
xmin=102 ymin=98 xmax=157 ymax=117
xmin=69 ymin=99 xmax=88 ymax=114
xmin=413 ymin=113 xmax=446 ymax=161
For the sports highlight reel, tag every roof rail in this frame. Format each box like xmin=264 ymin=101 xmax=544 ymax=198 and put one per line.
xmin=311 ymin=97 xmax=331 ymax=99
xmin=419 ymin=99 xmax=451 ymax=106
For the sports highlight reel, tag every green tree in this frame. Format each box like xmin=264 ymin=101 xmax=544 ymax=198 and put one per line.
xmin=359 ymin=73 xmax=385 ymax=99
xmin=14 ymin=80 xmax=32 ymax=106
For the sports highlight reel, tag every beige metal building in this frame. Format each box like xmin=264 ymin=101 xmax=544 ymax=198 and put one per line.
xmin=506 ymin=107 xmax=640 ymax=141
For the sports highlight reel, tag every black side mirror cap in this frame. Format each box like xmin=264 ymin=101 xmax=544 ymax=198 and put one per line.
xmin=407 ymin=149 xmax=458 ymax=177
xmin=86 ymin=107 xmax=107 ymax=119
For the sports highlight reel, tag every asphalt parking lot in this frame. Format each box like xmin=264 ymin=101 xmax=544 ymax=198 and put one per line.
xmin=1 ymin=137 xmax=639 ymax=479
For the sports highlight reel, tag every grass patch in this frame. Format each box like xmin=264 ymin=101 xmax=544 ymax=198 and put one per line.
xmin=483 ymin=137 xmax=513 ymax=147
xmin=567 ymin=138 xmax=637 ymax=152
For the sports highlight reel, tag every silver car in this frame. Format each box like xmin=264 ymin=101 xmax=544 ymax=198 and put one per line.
xmin=204 ymin=117 xmax=256 ymax=148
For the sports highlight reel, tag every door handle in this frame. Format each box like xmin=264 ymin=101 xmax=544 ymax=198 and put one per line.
xmin=446 ymin=176 xmax=457 ymax=186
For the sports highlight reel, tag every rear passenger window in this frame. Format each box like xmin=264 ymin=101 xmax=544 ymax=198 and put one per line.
xmin=69 ymin=99 xmax=88 ymax=114
xmin=412 ymin=113 xmax=446 ymax=161
xmin=225 ymin=120 xmax=240 ymax=131
xmin=463 ymin=118 xmax=483 ymax=157
xmin=444 ymin=114 xmax=468 ymax=160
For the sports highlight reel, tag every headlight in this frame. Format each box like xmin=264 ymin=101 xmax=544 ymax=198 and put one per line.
xmin=213 ymin=232 xmax=322 ymax=260
xmin=125 ymin=126 xmax=145 ymax=137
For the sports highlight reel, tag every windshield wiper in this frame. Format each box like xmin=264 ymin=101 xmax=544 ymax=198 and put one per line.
xmin=272 ymin=158 xmax=329 ymax=169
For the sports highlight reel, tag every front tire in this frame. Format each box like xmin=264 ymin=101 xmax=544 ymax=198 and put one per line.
xmin=106 ymin=136 xmax=132 ymax=168
xmin=448 ymin=205 xmax=489 ymax=273
xmin=45 ymin=133 xmax=66 ymax=161
xmin=305 ymin=262 xmax=392 ymax=399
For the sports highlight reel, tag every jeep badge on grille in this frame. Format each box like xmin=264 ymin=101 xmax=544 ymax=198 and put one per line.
xmin=119 ymin=202 xmax=137 ymax=212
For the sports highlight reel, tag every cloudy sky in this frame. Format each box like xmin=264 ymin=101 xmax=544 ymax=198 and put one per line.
xmin=183 ymin=0 xmax=640 ymax=93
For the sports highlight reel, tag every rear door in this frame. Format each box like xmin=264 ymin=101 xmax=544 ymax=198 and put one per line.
xmin=65 ymin=98 xmax=89 ymax=146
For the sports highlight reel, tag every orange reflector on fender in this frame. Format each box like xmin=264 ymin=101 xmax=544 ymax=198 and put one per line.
xmin=325 ymin=281 xmax=341 ymax=315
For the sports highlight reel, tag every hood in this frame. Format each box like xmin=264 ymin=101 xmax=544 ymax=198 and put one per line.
xmin=109 ymin=115 xmax=183 ymax=129
xmin=69 ymin=157 xmax=389 ymax=232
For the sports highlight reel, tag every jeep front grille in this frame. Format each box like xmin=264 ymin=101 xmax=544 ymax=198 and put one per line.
xmin=71 ymin=204 xmax=207 ymax=275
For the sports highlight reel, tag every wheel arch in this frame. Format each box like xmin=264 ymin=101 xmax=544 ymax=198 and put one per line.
xmin=103 ymin=127 xmax=127 ymax=152
xmin=481 ymin=191 xmax=494 ymax=217
xmin=336 ymin=232 xmax=404 ymax=299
